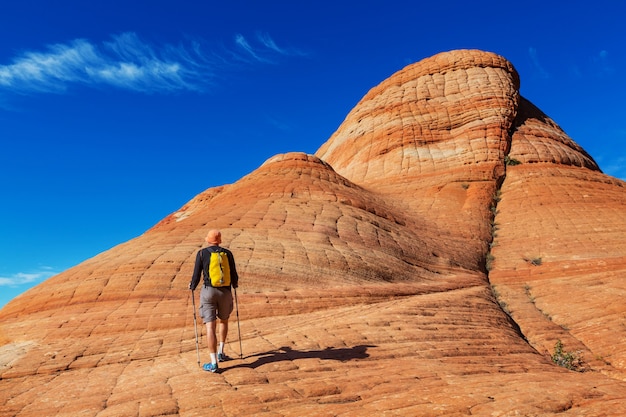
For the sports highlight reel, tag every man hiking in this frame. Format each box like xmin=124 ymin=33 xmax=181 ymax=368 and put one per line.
xmin=189 ymin=229 xmax=239 ymax=373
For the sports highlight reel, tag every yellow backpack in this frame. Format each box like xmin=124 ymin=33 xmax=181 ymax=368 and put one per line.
xmin=205 ymin=249 xmax=231 ymax=287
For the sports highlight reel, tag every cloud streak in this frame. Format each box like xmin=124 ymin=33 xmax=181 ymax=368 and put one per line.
xmin=0 ymin=268 xmax=57 ymax=287
xmin=601 ymin=155 xmax=626 ymax=181
xmin=235 ymin=34 xmax=267 ymax=63
xmin=528 ymin=47 xmax=550 ymax=79
xmin=0 ymin=32 xmax=301 ymax=96
xmin=590 ymin=49 xmax=614 ymax=78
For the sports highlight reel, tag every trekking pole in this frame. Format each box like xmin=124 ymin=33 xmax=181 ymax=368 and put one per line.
xmin=234 ymin=286 xmax=243 ymax=359
xmin=190 ymin=289 xmax=201 ymax=367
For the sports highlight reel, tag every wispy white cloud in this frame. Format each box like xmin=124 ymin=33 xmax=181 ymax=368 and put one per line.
xmin=0 ymin=34 xmax=208 ymax=94
xmin=0 ymin=32 xmax=302 ymax=97
xmin=528 ymin=47 xmax=550 ymax=79
xmin=592 ymin=128 xmax=626 ymax=180
xmin=257 ymin=32 xmax=286 ymax=54
xmin=235 ymin=33 xmax=267 ymax=63
xmin=266 ymin=115 xmax=292 ymax=131
xmin=590 ymin=49 xmax=615 ymax=78
xmin=561 ymin=50 xmax=615 ymax=81
xmin=0 ymin=267 xmax=57 ymax=287
xmin=233 ymin=32 xmax=308 ymax=64
xmin=600 ymin=155 xmax=626 ymax=181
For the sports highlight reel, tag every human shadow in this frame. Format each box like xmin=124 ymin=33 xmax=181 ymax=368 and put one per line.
xmin=224 ymin=345 xmax=375 ymax=371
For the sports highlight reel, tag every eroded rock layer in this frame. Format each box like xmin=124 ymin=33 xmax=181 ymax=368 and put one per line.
xmin=1 ymin=49 xmax=625 ymax=416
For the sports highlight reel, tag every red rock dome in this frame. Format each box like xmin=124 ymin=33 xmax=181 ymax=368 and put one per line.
xmin=2 ymin=49 xmax=625 ymax=416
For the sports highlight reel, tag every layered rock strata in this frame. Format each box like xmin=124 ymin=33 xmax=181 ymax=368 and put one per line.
xmin=1 ymin=49 xmax=625 ymax=416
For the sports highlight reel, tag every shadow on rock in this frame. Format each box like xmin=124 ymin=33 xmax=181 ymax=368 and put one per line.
xmin=226 ymin=345 xmax=375 ymax=370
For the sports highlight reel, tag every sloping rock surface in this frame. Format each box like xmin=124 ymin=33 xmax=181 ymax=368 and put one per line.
xmin=1 ymin=49 xmax=625 ymax=416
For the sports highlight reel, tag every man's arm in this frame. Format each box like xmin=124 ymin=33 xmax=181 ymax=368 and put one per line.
xmin=228 ymin=250 xmax=239 ymax=288
xmin=189 ymin=250 xmax=203 ymax=290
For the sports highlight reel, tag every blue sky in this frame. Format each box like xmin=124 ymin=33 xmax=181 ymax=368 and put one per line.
xmin=1 ymin=0 xmax=625 ymax=308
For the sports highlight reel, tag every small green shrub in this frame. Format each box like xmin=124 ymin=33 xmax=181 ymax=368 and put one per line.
xmin=490 ymin=284 xmax=510 ymax=314
xmin=551 ymin=340 xmax=583 ymax=371
xmin=524 ymin=284 xmax=535 ymax=303
xmin=485 ymin=253 xmax=495 ymax=271
xmin=523 ymin=256 xmax=542 ymax=266
xmin=505 ymin=155 xmax=522 ymax=166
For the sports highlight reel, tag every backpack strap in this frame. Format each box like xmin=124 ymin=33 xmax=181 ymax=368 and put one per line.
xmin=201 ymin=248 xmax=211 ymax=287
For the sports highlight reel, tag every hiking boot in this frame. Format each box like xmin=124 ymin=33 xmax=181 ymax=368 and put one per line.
xmin=218 ymin=353 xmax=231 ymax=362
xmin=202 ymin=362 xmax=219 ymax=373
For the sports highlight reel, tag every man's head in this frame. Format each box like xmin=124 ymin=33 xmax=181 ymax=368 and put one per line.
xmin=205 ymin=229 xmax=222 ymax=245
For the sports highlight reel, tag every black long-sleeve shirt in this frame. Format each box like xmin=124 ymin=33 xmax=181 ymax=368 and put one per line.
xmin=189 ymin=245 xmax=239 ymax=291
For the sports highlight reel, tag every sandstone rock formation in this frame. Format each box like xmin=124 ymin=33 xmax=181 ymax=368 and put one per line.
xmin=1 ymin=49 xmax=625 ymax=416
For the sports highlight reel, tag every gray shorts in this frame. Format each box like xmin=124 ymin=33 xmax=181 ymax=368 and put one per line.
xmin=199 ymin=285 xmax=233 ymax=323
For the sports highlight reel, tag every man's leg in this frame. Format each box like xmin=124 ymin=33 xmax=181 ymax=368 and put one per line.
xmin=205 ymin=320 xmax=218 ymax=366
xmin=199 ymin=288 xmax=220 ymax=372
xmin=217 ymin=319 xmax=229 ymax=358
xmin=206 ymin=320 xmax=217 ymax=351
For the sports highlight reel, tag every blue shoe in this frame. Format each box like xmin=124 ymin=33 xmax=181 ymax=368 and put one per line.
xmin=203 ymin=362 xmax=219 ymax=373
xmin=218 ymin=353 xmax=231 ymax=362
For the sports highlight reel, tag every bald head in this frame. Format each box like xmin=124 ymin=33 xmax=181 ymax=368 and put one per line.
xmin=205 ymin=229 xmax=222 ymax=245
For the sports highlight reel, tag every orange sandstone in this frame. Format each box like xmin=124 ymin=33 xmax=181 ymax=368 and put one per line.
xmin=1 ymin=50 xmax=625 ymax=416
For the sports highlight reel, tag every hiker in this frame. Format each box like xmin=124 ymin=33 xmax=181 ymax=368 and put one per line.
xmin=189 ymin=229 xmax=239 ymax=373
